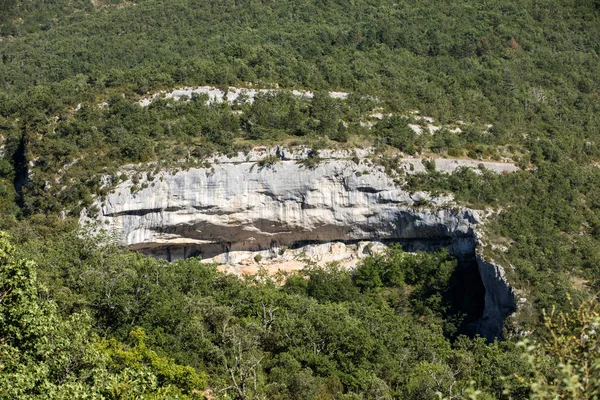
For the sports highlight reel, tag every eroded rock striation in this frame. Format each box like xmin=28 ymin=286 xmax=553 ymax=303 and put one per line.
xmin=82 ymin=147 xmax=516 ymax=340
xmin=86 ymin=148 xmax=481 ymax=257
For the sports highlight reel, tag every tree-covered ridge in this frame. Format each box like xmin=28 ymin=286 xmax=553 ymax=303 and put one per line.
xmin=0 ymin=0 xmax=598 ymax=218
xmin=11 ymin=90 xmax=522 ymax=218
xmin=1 ymin=0 xmax=598 ymax=140
xmin=0 ymin=0 xmax=598 ymax=222
xmin=0 ymin=0 xmax=136 ymax=36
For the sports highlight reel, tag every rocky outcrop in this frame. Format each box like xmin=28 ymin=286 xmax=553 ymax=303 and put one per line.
xmin=138 ymin=86 xmax=349 ymax=107
xmin=475 ymin=254 xmax=517 ymax=341
xmin=84 ymin=148 xmax=481 ymax=258
xmin=81 ymin=147 xmax=517 ymax=339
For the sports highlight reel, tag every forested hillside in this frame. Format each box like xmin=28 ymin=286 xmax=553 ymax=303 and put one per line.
xmin=0 ymin=0 xmax=599 ymax=398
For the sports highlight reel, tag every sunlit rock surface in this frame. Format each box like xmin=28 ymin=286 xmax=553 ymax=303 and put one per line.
xmin=82 ymin=147 xmax=516 ymax=340
xmin=86 ymin=148 xmax=482 ymax=258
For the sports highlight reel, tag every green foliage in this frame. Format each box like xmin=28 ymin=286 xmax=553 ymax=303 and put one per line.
xmin=422 ymin=158 xmax=437 ymax=173
xmin=407 ymin=161 xmax=600 ymax=321
xmin=354 ymin=246 xmax=455 ymax=295
xmin=102 ymin=327 xmax=208 ymax=394
xmin=374 ymin=115 xmax=421 ymax=154
xmin=298 ymin=148 xmax=323 ymax=170
xmin=506 ymin=297 xmax=600 ymax=399
xmin=352 ymin=255 xmax=386 ymax=290
xmin=0 ymin=0 xmax=598 ymax=215
xmin=0 ymin=231 xmax=206 ymax=399
xmin=288 ymin=262 xmax=361 ymax=303
xmin=2 ymin=226 xmax=532 ymax=398
xmin=353 ymin=246 xmax=475 ymax=337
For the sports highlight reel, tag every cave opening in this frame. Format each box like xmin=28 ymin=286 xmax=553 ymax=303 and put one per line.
xmin=444 ymin=253 xmax=487 ymax=338
xmin=10 ymin=133 xmax=29 ymax=210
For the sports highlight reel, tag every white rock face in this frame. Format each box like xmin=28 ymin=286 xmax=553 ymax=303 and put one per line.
xmin=82 ymin=147 xmax=517 ymax=340
xmin=138 ymin=86 xmax=348 ymax=107
xmin=400 ymin=157 xmax=518 ymax=175
xmin=0 ymin=134 xmax=5 ymax=158
xmin=86 ymin=149 xmax=481 ymax=259
xmin=213 ymin=240 xmax=388 ymax=277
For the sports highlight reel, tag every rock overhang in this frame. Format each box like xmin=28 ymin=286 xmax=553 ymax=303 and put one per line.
xmin=81 ymin=147 xmax=517 ymax=340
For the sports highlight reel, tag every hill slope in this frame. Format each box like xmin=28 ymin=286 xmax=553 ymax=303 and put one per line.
xmin=0 ymin=0 xmax=599 ymax=398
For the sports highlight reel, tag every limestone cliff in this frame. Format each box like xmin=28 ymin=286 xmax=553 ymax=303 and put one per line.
xmin=81 ymin=147 xmax=516 ymax=340
xmin=85 ymin=148 xmax=482 ymax=257
xmin=475 ymin=254 xmax=517 ymax=340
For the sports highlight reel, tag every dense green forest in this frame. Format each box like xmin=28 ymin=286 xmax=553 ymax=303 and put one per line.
xmin=1 ymin=0 xmax=600 ymax=398
xmin=2 ymin=224 xmax=599 ymax=398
